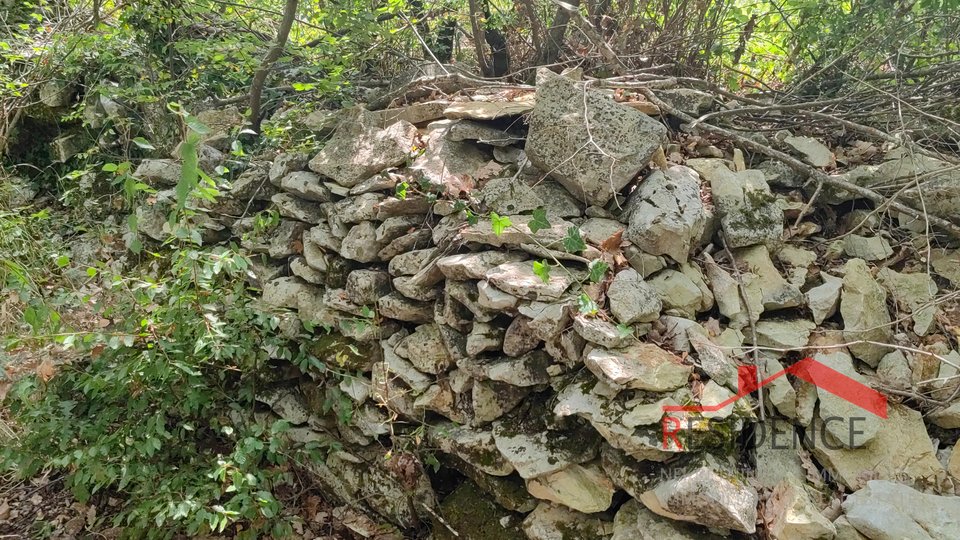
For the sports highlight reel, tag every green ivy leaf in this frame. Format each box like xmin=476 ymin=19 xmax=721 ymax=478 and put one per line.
xmin=184 ymin=115 xmax=211 ymax=135
xmin=616 ymin=323 xmax=633 ymax=337
xmin=55 ymin=255 xmax=70 ymax=268
xmin=132 ymin=137 xmax=156 ymax=150
xmin=563 ymin=226 xmax=586 ymax=253
xmin=577 ymin=293 xmax=599 ymax=316
xmin=532 ymin=260 xmax=551 ymax=283
xmin=588 ymin=260 xmax=609 ymax=283
xmin=395 ymin=181 xmax=408 ymax=200
xmin=102 ymin=162 xmax=118 ymax=172
xmin=528 ymin=207 xmax=551 ymax=234
xmin=490 ymin=212 xmax=512 ymax=237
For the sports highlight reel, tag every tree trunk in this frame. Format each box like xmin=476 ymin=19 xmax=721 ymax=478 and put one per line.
xmin=249 ymin=0 xmax=298 ymax=133
xmin=541 ymin=0 xmax=581 ymax=66
xmin=467 ymin=0 xmax=492 ymax=76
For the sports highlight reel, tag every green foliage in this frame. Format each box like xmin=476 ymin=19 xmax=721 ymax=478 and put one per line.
xmin=532 ymin=259 xmax=551 ymax=283
xmin=528 ymin=207 xmax=551 ymax=234
xmin=563 ymin=226 xmax=586 ymax=253
xmin=489 ymin=212 xmax=512 ymax=237
xmin=577 ymin=293 xmax=599 ymax=317
xmin=2 ymin=240 xmax=308 ymax=537
xmin=588 ymin=260 xmax=609 ymax=283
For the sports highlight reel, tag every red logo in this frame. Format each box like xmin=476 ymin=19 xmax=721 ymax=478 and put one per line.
xmin=661 ymin=357 xmax=888 ymax=449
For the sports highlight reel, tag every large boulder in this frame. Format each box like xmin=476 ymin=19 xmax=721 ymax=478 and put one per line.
xmin=842 ymin=480 xmax=960 ymax=540
xmin=525 ymin=68 xmax=667 ymax=206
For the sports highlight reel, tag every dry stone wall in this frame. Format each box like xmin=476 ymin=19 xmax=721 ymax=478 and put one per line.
xmin=134 ymin=68 xmax=960 ymax=539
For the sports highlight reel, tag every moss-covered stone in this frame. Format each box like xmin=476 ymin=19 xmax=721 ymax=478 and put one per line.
xmin=434 ymin=480 xmax=526 ymax=540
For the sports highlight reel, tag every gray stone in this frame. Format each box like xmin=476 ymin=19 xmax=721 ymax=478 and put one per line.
xmin=807 ymin=273 xmax=842 ymax=324
xmin=639 ymin=458 xmax=758 ymax=533
xmin=612 ymin=499 xmax=720 ymax=540
xmin=381 ymin=332 xmax=432 ymax=395
xmin=607 ymin=268 xmax=662 ymax=324
xmin=447 ymin=119 xmax=522 ymax=146
xmin=409 ymin=121 xmax=493 ymax=195
xmin=657 ymin=88 xmax=714 ymax=115
xmin=813 ymin=351 xmax=881 ymax=447
xmin=810 ymin=405 xmax=946 ymax=490
xmin=134 ymin=159 xmax=181 ymax=186
xmin=460 ymin=214 xmax=573 ymax=251
xmin=502 ymin=316 xmax=541 ymax=357
xmin=377 ymin=292 xmax=433 ymax=323
xmin=750 ymin=319 xmax=815 ymax=349
xmin=687 ymin=158 xmax=782 ymax=248
xmin=332 ymin=193 xmax=385 ymax=224
xmin=767 ymin=479 xmax=837 ymax=540
xmin=526 ymin=462 xmax=615 ymax=514
xmin=492 ymin=420 xmax=597 ymax=479
xmin=531 ymin=180 xmax=585 ymax=218
xmin=271 ymin=193 xmax=323 ymax=224
xmin=525 ymin=68 xmax=667 ymax=206
xmin=269 ymin=152 xmax=308 ymax=184
xmin=647 ymin=269 xmax=704 ymax=318
xmin=472 ymin=380 xmax=528 ymax=424
xmin=486 ymin=261 xmax=575 ymax=301
xmin=436 ymin=251 xmax=527 ymax=281
xmin=344 ymin=269 xmax=391 ymax=305
xmin=585 ymin=343 xmax=691 ymax=392
xmin=309 ymin=108 xmax=417 ymax=187
xmin=877 ymin=268 xmax=938 ymax=336
xmin=339 ymin=222 xmax=383 ymax=263
xmin=622 ymin=165 xmax=707 ymax=263
xmin=278 ymin=171 xmax=331 ymax=202
xmin=477 ymin=279 xmax=519 ymax=310
xmin=842 ymin=480 xmax=960 ymax=540
xmin=784 ymin=135 xmax=834 ymax=167
xmin=734 ymin=245 xmax=803 ymax=310
xmin=388 ymin=248 xmax=435 ymax=276
xmin=375 ymin=216 xmax=422 ymax=244
xmin=522 ymin=503 xmax=613 ymax=540
xmin=466 ymin=321 xmax=505 ymax=356
xmin=843 ymin=234 xmax=893 ymax=261
xmin=841 ymin=258 xmax=893 ymax=367
xmin=399 ymin=324 xmax=454 ymax=375
xmin=573 ymin=316 xmax=632 ymax=349
xmin=290 ymin=256 xmax=324 ymax=284
xmin=444 ymin=100 xmax=535 ymax=120
xmin=479 ymin=176 xmax=542 ymax=215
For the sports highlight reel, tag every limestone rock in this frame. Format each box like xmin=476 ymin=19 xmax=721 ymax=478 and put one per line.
xmin=339 ymin=221 xmax=384 ymax=263
xmin=443 ymin=100 xmax=534 ymax=120
xmin=612 ymin=499 xmax=720 ymax=540
xmin=584 ymin=343 xmax=691 ymax=392
xmin=573 ymin=316 xmax=632 ymax=349
xmin=751 ymin=319 xmax=815 ymax=349
xmin=502 ymin=316 xmax=541 ymax=357
xmin=492 ymin=419 xmax=598 ymax=479
xmin=435 ymin=480 xmax=525 ymax=540
xmin=526 ymin=462 xmax=615 ymax=513
xmin=436 ymin=251 xmax=526 ymax=281
xmin=460 ymin=214 xmax=573 ymax=250
xmin=479 ymin=176 xmax=542 ymax=215
xmin=647 ymin=269 xmax=705 ymax=318
xmin=607 ymin=268 xmax=662 ymax=324
xmin=809 ymin=404 xmax=946 ymax=490
xmin=388 ymin=248 xmax=435 ymax=276
xmin=399 ymin=324 xmax=454 ymax=375
xmin=486 ymin=261 xmax=575 ymax=301
xmin=767 ymin=479 xmax=837 ymax=540
xmin=807 ymin=273 xmax=843 ymax=324
xmin=269 ymin=152 xmax=308 ymax=184
xmin=734 ymin=245 xmax=803 ymax=310
xmin=472 ymin=380 xmax=528 ymax=424
xmin=477 ymin=280 xmax=519 ymax=310
xmin=841 ymin=258 xmax=893 ymax=366
xmin=466 ymin=321 xmax=505 ymax=356
xmin=639 ymin=459 xmax=758 ymax=533
xmin=525 ymin=68 xmax=667 ymax=206
xmin=622 ymin=165 xmax=707 ymax=263
xmin=271 ymin=193 xmax=323 ymax=224
xmin=522 ymin=503 xmax=613 ymax=540
xmin=308 ymin=109 xmax=417 ymax=187
xmin=842 ymin=480 xmax=960 ymax=540
xmin=877 ymin=268 xmax=938 ymax=336
xmin=784 ymin=135 xmax=834 ymax=168
xmin=687 ymin=158 xmax=782 ymax=248
xmin=843 ymin=234 xmax=893 ymax=261
xmin=409 ymin=120 xmax=493 ymax=194
xmin=134 ymin=159 xmax=181 ymax=186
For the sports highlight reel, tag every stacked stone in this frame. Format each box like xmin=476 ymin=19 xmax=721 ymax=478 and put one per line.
xmin=147 ymin=69 xmax=960 ymax=539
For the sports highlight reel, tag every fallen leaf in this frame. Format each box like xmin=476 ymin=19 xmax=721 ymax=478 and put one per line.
xmin=599 ymin=229 xmax=624 ymax=253
xmin=37 ymin=359 xmax=57 ymax=382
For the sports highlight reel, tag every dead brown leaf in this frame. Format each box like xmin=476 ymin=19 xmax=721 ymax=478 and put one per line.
xmin=37 ymin=358 xmax=57 ymax=382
